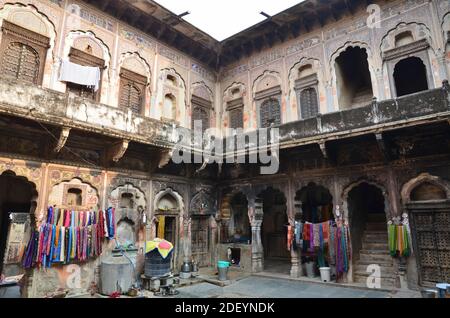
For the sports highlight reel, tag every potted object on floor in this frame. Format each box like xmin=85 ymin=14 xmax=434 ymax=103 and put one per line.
xmin=318 ymin=250 xmax=331 ymax=282
xmin=305 ymin=257 xmax=316 ymax=278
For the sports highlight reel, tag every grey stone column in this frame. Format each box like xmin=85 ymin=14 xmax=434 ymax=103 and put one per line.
xmin=437 ymin=54 xmax=449 ymax=83
xmin=251 ymin=220 xmax=264 ymax=273
xmin=375 ymin=70 xmax=386 ymax=100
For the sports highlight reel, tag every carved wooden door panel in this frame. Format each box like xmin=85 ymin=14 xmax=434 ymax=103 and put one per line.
xmin=229 ymin=108 xmax=243 ymax=129
xmin=260 ymin=98 xmax=281 ymax=128
xmin=191 ymin=216 xmax=210 ymax=267
xmin=409 ymin=203 xmax=450 ymax=287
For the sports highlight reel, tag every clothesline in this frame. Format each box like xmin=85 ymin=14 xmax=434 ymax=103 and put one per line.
xmin=22 ymin=207 xmax=116 ymax=269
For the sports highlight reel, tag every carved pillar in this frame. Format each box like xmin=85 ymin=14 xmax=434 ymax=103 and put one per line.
xmin=291 ymin=199 xmax=303 ymax=278
xmin=375 ymin=70 xmax=386 ymax=100
xmin=437 ymin=54 xmax=449 ymax=83
xmin=251 ymin=200 xmax=264 ymax=273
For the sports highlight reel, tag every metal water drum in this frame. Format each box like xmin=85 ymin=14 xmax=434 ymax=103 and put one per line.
xmin=100 ymin=250 xmax=135 ymax=295
xmin=145 ymin=249 xmax=173 ymax=278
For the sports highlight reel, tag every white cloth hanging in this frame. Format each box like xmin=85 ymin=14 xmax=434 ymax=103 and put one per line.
xmin=59 ymin=59 xmax=101 ymax=91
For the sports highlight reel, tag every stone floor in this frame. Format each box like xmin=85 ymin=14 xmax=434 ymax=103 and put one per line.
xmin=171 ymin=276 xmax=420 ymax=298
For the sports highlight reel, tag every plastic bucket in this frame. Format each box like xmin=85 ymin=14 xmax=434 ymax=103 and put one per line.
xmin=218 ymin=266 xmax=229 ymax=281
xmin=218 ymin=261 xmax=230 ymax=268
xmin=305 ymin=262 xmax=316 ymax=278
xmin=319 ymin=267 xmax=331 ymax=282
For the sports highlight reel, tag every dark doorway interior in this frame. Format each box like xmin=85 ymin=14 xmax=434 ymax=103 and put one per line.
xmin=260 ymin=188 xmax=289 ymax=274
xmin=394 ymin=57 xmax=428 ymax=97
xmin=0 ymin=172 xmax=34 ymax=278
xmin=335 ymin=46 xmax=373 ymax=109
xmin=347 ymin=182 xmax=386 ymax=258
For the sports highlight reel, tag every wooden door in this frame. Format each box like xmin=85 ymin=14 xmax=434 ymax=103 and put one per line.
xmin=191 ymin=216 xmax=210 ymax=267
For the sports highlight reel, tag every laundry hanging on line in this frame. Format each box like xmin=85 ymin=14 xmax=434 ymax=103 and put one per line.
xmin=59 ymin=59 xmax=101 ymax=91
xmin=22 ymin=206 xmax=116 ymax=269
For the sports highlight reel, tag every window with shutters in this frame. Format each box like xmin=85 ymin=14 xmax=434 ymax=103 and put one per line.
xmin=260 ymin=98 xmax=281 ymax=128
xmin=191 ymin=95 xmax=212 ymax=132
xmin=66 ymin=47 xmax=105 ymax=102
xmin=255 ymin=86 xmax=282 ymax=128
xmin=299 ymin=87 xmax=319 ymax=119
xmin=119 ymin=68 xmax=147 ymax=115
xmin=227 ymin=97 xmax=244 ymax=130
xmin=295 ymin=73 xmax=319 ymax=120
xmin=0 ymin=20 xmax=49 ymax=85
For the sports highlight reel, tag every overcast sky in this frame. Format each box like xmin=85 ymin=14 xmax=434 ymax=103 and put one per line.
xmin=155 ymin=0 xmax=303 ymax=41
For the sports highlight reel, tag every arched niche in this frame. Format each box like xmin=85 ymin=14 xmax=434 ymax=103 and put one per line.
xmin=401 ymin=173 xmax=450 ymax=204
xmin=253 ymin=71 xmax=283 ymax=128
xmin=296 ymin=182 xmax=334 ymax=224
xmin=48 ymin=177 xmax=99 ymax=211
xmin=222 ymin=82 xmax=246 ymax=131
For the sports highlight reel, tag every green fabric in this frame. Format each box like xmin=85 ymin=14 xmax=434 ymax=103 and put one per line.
xmin=388 ymin=224 xmax=397 ymax=257
xmin=402 ymin=225 xmax=411 ymax=257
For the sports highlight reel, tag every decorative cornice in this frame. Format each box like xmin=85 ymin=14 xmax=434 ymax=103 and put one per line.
xmin=382 ymin=39 xmax=430 ymax=61
xmin=295 ymin=74 xmax=319 ymax=91
xmin=254 ymin=85 xmax=282 ymax=101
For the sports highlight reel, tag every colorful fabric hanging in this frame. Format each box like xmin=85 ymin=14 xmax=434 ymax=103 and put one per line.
xmin=287 ymin=225 xmax=294 ymax=251
xmin=157 ymin=215 xmax=165 ymax=239
xmin=388 ymin=223 xmax=411 ymax=258
xmin=23 ymin=206 xmax=116 ymax=269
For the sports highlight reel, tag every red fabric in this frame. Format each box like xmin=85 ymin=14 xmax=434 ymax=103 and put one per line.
xmin=287 ymin=225 xmax=294 ymax=251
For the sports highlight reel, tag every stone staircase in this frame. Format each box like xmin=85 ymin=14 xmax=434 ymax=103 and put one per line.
xmin=353 ymin=221 xmax=398 ymax=289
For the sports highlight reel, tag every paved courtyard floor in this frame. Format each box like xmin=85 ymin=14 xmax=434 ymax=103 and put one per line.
xmin=172 ymin=276 xmax=419 ymax=298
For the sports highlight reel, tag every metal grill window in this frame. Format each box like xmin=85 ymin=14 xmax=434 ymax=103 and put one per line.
xmin=2 ymin=42 xmax=40 ymax=84
xmin=192 ymin=106 xmax=210 ymax=132
xmin=260 ymin=98 xmax=281 ymax=128
xmin=299 ymin=87 xmax=319 ymax=119
xmin=229 ymin=108 xmax=243 ymax=129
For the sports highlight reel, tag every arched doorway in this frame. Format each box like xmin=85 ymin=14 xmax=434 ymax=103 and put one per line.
xmin=403 ymin=176 xmax=450 ymax=286
xmin=154 ymin=189 xmax=183 ymax=270
xmin=259 ymin=187 xmax=289 ymax=274
xmin=345 ymin=181 xmax=393 ymax=286
xmin=394 ymin=57 xmax=428 ymax=97
xmin=295 ymin=183 xmax=334 ymax=277
xmin=0 ymin=171 xmax=37 ymax=278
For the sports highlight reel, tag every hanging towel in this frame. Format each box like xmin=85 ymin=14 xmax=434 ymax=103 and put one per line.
xmin=157 ymin=216 xmax=165 ymax=239
xmin=59 ymin=59 xmax=101 ymax=91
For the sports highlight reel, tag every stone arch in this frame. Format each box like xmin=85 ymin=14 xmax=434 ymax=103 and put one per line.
xmin=401 ymin=173 xmax=450 ymax=204
xmin=118 ymin=52 xmax=152 ymax=84
xmin=61 ymin=30 xmax=111 ymax=104
xmin=0 ymin=3 xmax=57 ymax=88
xmin=153 ymin=68 xmax=187 ymax=126
xmin=191 ymin=81 xmax=213 ymax=103
xmin=48 ymin=177 xmax=100 ymax=210
xmin=252 ymin=70 xmax=282 ymax=97
xmin=341 ymin=178 xmax=389 ymax=222
xmin=295 ymin=182 xmax=334 ymax=223
xmin=108 ymin=183 xmax=147 ymax=225
xmin=154 ymin=187 xmax=184 ymax=212
xmin=189 ymin=190 xmax=216 ymax=216
xmin=380 ymin=22 xmax=434 ymax=53
xmin=0 ymin=169 xmax=38 ymax=212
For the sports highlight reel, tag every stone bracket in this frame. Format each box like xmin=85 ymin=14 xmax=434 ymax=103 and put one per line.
xmin=53 ymin=127 xmax=71 ymax=153
xmin=108 ymin=139 xmax=129 ymax=162
xmin=158 ymin=149 xmax=173 ymax=169
xmin=319 ymin=141 xmax=328 ymax=159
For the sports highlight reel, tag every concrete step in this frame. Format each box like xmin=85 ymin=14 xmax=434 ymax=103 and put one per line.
xmin=356 ymin=258 xmax=394 ymax=267
xmin=359 ymin=252 xmax=393 ymax=263
xmin=366 ymin=223 xmax=387 ymax=231
xmin=362 ymin=242 xmax=389 ymax=250
xmin=353 ymin=264 xmax=395 ymax=274
xmin=353 ymin=274 xmax=397 ymax=289
xmin=363 ymin=234 xmax=388 ymax=243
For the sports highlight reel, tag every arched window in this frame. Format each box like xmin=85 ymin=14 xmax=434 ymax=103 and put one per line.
xmin=163 ymin=94 xmax=176 ymax=121
xmin=410 ymin=182 xmax=446 ymax=201
xmin=394 ymin=57 xmax=428 ymax=97
xmin=192 ymin=106 xmax=210 ymax=132
xmin=335 ymin=46 xmax=373 ymax=109
xmin=119 ymin=68 xmax=147 ymax=114
xmin=0 ymin=21 xmax=49 ymax=85
xmin=229 ymin=107 xmax=243 ymax=129
xmin=295 ymin=66 xmax=319 ymax=120
xmin=260 ymin=98 xmax=281 ymax=128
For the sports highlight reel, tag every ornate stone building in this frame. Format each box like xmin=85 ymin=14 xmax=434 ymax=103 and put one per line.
xmin=0 ymin=0 xmax=448 ymax=297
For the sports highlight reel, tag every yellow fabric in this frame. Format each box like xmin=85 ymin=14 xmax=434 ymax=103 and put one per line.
xmin=157 ymin=216 xmax=165 ymax=239
xmin=145 ymin=239 xmax=174 ymax=259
